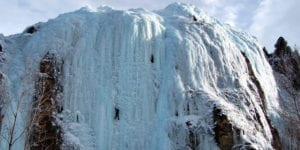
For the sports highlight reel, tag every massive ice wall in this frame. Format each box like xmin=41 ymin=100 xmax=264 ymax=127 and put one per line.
xmin=0 ymin=3 xmax=282 ymax=150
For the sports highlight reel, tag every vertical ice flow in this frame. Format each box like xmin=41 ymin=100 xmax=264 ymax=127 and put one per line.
xmin=0 ymin=3 xmax=280 ymax=150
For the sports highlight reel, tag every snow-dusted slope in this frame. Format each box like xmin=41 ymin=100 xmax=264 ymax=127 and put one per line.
xmin=0 ymin=3 xmax=282 ymax=150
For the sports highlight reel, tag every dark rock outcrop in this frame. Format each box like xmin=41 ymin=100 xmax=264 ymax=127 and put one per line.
xmin=213 ymin=107 xmax=235 ymax=150
xmin=24 ymin=26 xmax=37 ymax=34
xmin=26 ymin=52 xmax=63 ymax=150
xmin=23 ymin=23 xmax=43 ymax=34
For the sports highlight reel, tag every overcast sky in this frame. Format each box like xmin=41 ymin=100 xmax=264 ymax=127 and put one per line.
xmin=0 ymin=0 xmax=299 ymax=51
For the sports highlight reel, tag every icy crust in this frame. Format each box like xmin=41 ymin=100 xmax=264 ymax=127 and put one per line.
xmin=0 ymin=3 xmax=279 ymax=150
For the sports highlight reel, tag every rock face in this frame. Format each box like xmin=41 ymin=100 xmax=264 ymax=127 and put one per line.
xmin=265 ymin=37 xmax=300 ymax=150
xmin=213 ymin=107 xmax=236 ymax=150
xmin=26 ymin=52 xmax=63 ymax=149
xmin=0 ymin=3 xmax=295 ymax=150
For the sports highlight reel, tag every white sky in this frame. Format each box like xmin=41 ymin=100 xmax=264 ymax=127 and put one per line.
xmin=0 ymin=0 xmax=299 ymax=51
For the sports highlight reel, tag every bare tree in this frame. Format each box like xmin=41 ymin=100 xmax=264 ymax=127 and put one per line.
xmin=0 ymin=58 xmax=38 ymax=149
xmin=0 ymin=77 xmax=29 ymax=150
xmin=7 ymin=91 xmax=26 ymax=150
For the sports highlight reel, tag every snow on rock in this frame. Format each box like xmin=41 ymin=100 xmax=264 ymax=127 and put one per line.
xmin=265 ymin=37 xmax=300 ymax=149
xmin=0 ymin=2 xmax=282 ymax=150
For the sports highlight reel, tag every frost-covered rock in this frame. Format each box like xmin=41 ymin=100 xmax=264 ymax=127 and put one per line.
xmin=265 ymin=37 xmax=300 ymax=150
xmin=0 ymin=2 xmax=290 ymax=150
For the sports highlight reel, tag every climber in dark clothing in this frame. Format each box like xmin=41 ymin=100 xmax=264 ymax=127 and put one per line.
xmin=192 ymin=15 xmax=197 ymax=21
xmin=114 ymin=106 xmax=120 ymax=120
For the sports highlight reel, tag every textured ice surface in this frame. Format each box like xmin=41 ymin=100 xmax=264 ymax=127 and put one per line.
xmin=0 ymin=3 xmax=280 ymax=150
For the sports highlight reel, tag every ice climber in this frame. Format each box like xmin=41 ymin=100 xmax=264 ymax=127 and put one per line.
xmin=114 ymin=106 xmax=120 ymax=120
xmin=193 ymin=15 xmax=197 ymax=21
